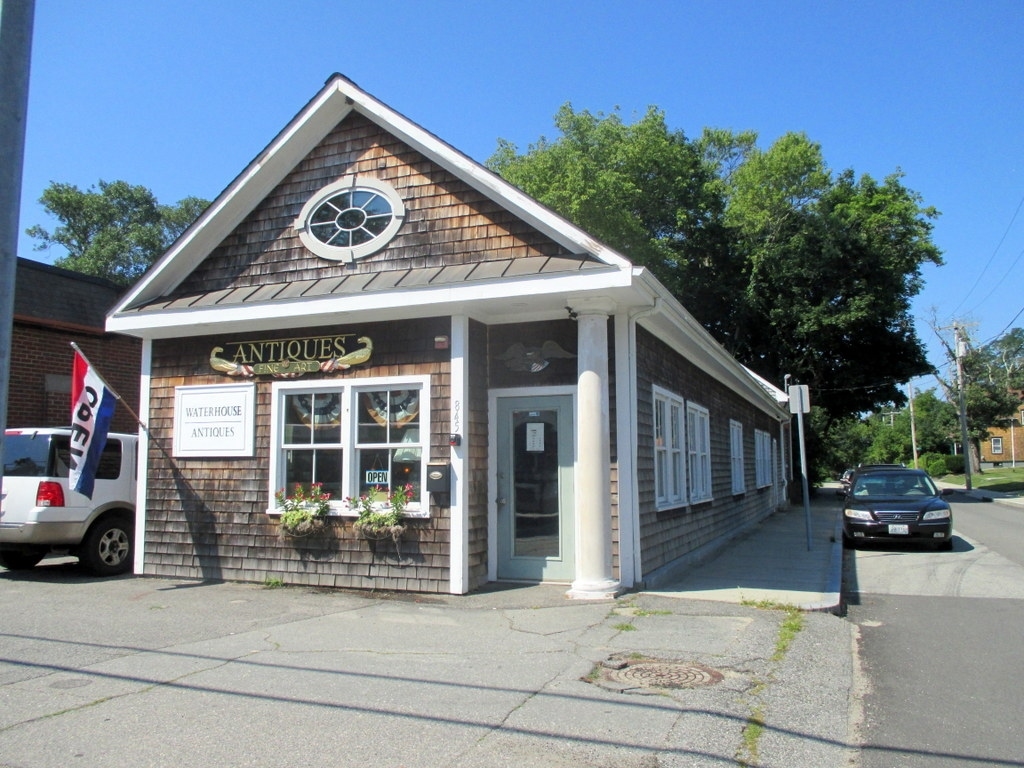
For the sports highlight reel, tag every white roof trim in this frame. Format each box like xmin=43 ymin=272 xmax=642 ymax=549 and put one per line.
xmin=111 ymin=74 xmax=629 ymax=318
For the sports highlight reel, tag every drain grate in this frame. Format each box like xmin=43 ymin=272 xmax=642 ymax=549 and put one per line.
xmin=590 ymin=656 xmax=723 ymax=692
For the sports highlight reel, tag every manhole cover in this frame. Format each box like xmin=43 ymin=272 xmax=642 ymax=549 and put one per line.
xmin=590 ymin=657 xmax=723 ymax=691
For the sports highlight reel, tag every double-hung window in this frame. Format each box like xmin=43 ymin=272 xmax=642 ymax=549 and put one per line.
xmin=755 ymin=429 xmax=773 ymax=488
xmin=730 ymin=420 xmax=745 ymax=494
xmin=687 ymin=402 xmax=712 ymax=502
xmin=653 ymin=386 xmax=686 ymax=507
xmin=270 ymin=377 xmax=428 ymax=516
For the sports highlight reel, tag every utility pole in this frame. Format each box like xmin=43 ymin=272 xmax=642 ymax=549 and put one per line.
xmin=955 ymin=324 xmax=973 ymax=491
xmin=908 ymin=381 xmax=919 ymax=468
xmin=0 ymin=0 xmax=37 ymax=492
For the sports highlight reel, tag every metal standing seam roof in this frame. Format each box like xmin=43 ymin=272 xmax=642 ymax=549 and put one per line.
xmin=125 ymin=254 xmax=612 ymax=314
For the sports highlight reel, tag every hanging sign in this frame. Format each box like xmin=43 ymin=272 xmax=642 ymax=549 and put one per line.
xmin=209 ymin=334 xmax=373 ymax=378
xmin=365 ymin=470 xmax=390 ymax=485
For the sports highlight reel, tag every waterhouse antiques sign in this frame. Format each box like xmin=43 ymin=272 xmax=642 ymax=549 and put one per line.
xmin=209 ymin=334 xmax=373 ymax=378
xmin=173 ymin=383 xmax=256 ymax=457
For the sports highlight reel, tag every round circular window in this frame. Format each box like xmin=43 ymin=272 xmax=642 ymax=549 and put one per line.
xmin=294 ymin=177 xmax=405 ymax=262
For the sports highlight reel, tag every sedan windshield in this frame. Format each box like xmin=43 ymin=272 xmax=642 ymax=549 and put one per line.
xmin=852 ymin=473 xmax=939 ymax=497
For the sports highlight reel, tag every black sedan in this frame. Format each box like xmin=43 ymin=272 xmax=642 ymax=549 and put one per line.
xmin=839 ymin=468 xmax=954 ymax=550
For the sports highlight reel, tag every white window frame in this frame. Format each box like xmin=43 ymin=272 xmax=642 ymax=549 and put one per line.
xmin=755 ymin=429 xmax=774 ymax=489
xmin=653 ymin=385 xmax=686 ymax=508
xmin=293 ymin=176 xmax=406 ymax=263
xmin=991 ymin=436 xmax=1004 ymax=455
xmin=730 ymin=419 xmax=745 ymax=494
xmin=687 ymin=401 xmax=712 ymax=503
xmin=268 ymin=375 xmax=430 ymax=517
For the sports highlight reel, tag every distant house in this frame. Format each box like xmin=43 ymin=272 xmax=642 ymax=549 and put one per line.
xmin=980 ymin=396 xmax=1024 ymax=466
xmin=8 ymin=257 xmax=140 ymax=433
xmin=107 ymin=74 xmax=791 ymax=597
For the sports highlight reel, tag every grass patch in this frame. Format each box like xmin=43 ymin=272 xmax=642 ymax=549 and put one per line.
xmin=774 ymin=607 xmax=805 ymax=661
xmin=943 ymin=465 xmax=1024 ymax=493
xmin=612 ymin=622 xmax=637 ymax=632
xmin=632 ymin=607 xmax=672 ymax=617
xmin=263 ymin=576 xmax=285 ymax=589
xmin=736 ymin=707 xmax=765 ymax=766
xmin=734 ymin=601 xmax=808 ymax=762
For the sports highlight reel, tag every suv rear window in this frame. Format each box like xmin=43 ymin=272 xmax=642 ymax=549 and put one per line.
xmin=3 ymin=433 xmax=123 ymax=480
xmin=3 ymin=434 xmax=54 ymax=477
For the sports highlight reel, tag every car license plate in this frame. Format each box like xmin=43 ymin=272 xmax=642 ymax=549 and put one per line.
xmin=888 ymin=524 xmax=910 ymax=535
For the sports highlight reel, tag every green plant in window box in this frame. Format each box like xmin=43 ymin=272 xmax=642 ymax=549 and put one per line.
xmin=275 ymin=482 xmax=331 ymax=537
xmin=347 ymin=484 xmax=412 ymax=544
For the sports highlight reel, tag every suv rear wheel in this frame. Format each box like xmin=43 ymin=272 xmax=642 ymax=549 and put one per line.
xmin=79 ymin=515 xmax=134 ymax=576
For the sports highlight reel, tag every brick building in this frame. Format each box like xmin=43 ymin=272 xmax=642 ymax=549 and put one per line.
xmin=8 ymin=257 xmax=140 ymax=433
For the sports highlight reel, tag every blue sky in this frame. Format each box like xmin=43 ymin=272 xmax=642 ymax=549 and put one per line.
xmin=17 ymin=1 xmax=1024 ymax=388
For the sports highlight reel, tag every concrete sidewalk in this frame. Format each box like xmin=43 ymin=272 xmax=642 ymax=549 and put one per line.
xmin=647 ymin=491 xmax=844 ymax=611
xmin=0 ymin=496 xmax=855 ymax=768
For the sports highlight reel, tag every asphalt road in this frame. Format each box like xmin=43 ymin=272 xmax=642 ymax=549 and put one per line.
xmin=845 ymin=494 xmax=1024 ymax=768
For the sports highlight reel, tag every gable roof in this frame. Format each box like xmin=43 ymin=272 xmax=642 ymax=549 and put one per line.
xmin=105 ymin=74 xmax=786 ymax=416
xmin=108 ymin=74 xmax=634 ymax=333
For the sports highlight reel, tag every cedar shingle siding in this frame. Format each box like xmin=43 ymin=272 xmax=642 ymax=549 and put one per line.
xmin=108 ymin=76 xmax=790 ymax=596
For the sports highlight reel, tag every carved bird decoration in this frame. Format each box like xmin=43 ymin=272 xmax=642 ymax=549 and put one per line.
xmin=323 ymin=336 xmax=373 ymax=371
xmin=497 ymin=340 xmax=576 ymax=372
xmin=209 ymin=346 xmax=253 ymax=377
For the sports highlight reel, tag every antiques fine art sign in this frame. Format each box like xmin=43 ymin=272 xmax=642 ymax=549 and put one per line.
xmin=209 ymin=334 xmax=373 ymax=378
xmin=173 ymin=383 xmax=256 ymax=457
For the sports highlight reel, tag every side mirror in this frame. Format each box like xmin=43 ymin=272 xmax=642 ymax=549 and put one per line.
xmin=835 ymin=488 xmax=847 ymax=497
xmin=941 ymin=488 xmax=955 ymax=496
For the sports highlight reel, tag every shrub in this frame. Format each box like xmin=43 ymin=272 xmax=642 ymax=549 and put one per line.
xmin=944 ymin=454 xmax=965 ymax=474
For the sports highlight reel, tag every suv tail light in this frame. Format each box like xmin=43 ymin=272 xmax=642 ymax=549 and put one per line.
xmin=36 ymin=481 xmax=65 ymax=507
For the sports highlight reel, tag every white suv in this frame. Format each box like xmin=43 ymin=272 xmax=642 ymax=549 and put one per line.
xmin=1 ymin=428 xmax=137 ymax=575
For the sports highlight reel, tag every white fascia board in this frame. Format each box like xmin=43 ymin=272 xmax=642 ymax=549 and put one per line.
xmin=333 ymin=78 xmax=632 ymax=270
xmin=106 ymin=268 xmax=638 ymax=340
xmin=111 ymin=86 xmax=355 ymax=315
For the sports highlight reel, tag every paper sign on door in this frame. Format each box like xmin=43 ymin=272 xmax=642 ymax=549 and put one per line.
xmin=525 ymin=423 xmax=545 ymax=452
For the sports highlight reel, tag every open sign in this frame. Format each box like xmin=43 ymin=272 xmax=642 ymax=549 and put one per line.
xmin=365 ymin=470 xmax=390 ymax=485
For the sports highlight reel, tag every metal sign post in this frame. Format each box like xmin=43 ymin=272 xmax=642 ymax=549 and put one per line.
xmin=788 ymin=384 xmax=812 ymax=550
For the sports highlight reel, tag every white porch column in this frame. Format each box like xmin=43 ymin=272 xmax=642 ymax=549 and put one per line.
xmin=567 ymin=299 xmax=620 ymax=599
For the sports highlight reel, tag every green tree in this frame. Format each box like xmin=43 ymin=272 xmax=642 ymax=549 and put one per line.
xmin=26 ymin=180 xmax=208 ymax=286
xmin=903 ymin=388 xmax=959 ymax=455
xmin=930 ymin=324 xmax=1022 ymax=472
xmin=706 ymin=133 xmax=941 ymax=418
xmin=488 ymin=105 xmax=742 ymax=336
xmin=489 ymin=111 xmax=941 ymax=428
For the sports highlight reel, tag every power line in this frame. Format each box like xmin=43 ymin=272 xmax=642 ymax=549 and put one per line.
xmin=951 ymin=191 xmax=1024 ymax=316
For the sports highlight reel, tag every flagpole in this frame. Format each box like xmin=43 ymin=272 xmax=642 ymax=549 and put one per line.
xmin=70 ymin=342 xmax=149 ymax=433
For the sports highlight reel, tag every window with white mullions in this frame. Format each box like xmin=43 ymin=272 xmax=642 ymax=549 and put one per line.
xmin=653 ymin=386 xmax=686 ymax=508
xmin=281 ymin=391 xmax=343 ymax=502
xmin=687 ymin=402 xmax=711 ymax=503
xmin=356 ymin=389 xmax=423 ymax=505
xmin=269 ymin=378 xmax=429 ymax=517
xmin=730 ymin=420 xmax=745 ymax=495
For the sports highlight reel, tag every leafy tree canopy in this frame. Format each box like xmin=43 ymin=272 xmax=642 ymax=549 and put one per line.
xmin=929 ymin=324 xmax=1023 ymax=473
xmin=26 ymin=179 xmax=208 ymax=286
xmin=488 ymin=108 xmax=943 ymax=424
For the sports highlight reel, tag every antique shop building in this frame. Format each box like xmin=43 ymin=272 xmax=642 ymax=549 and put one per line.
xmin=108 ymin=74 xmax=791 ymax=597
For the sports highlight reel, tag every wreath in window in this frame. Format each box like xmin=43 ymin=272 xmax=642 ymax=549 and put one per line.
xmin=364 ymin=390 xmax=419 ymax=427
xmin=292 ymin=393 xmax=342 ymax=426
